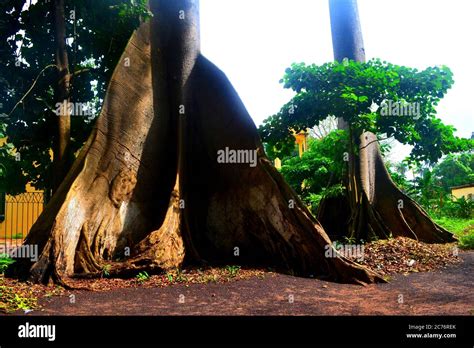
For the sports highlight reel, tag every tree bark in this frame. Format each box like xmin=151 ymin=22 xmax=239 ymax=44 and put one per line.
xmin=10 ymin=0 xmax=382 ymax=286
xmin=52 ymin=0 xmax=72 ymax=194
xmin=318 ymin=132 xmax=455 ymax=242
xmin=329 ymin=0 xmax=365 ymax=130
xmin=329 ymin=0 xmax=365 ymax=63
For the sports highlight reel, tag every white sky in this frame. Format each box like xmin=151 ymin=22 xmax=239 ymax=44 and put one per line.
xmin=200 ymin=0 xmax=474 ymax=162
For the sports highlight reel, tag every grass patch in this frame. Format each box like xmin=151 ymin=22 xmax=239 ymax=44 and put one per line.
xmin=434 ymin=217 xmax=474 ymax=235
xmin=434 ymin=217 xmax=474 ymax=249
xmin=459 ymin=234 xmax=474 ymax=249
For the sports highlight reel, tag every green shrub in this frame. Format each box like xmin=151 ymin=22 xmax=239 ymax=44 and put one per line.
xmin=433 ymin=197 xmax=474 ymax=219
xmin=459 ymin=234 xmax=474 ymax=249
xmin=0 ymin=253 xmax=15 ymax=274
xmin=451 ymin=197 xmax=474 ymax=218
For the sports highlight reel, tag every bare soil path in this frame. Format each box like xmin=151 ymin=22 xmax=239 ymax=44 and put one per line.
xmin=15 ymin=251 xmax=473 ymax=316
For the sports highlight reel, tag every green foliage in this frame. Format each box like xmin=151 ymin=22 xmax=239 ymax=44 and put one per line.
xmin=432 ymin=152 xmax=474 ymax=192
xmin=434 ymin=217 xmax=473 ymax=235
xmin=110 ymin=0 xmax=152 ymax=23
xmin=136 ymin=271 xmax=150 ymax=283
xmin=448 ymin=197 xmax=474 ymax=219
xmin=435 ymin=216 xmax=474 ymax=249
xmin=386 ymin=168 xmax=411 ymax=192
xmin=101 ymin=264 xmax=111 ymax=277
xmin=163 ymin=269 xmax=188 ymax=283
xmin=225 ymin=265 xmax=241 ymax=278
xmin=424 ymin=196 xmax=473 ymax=219
xmin=259 ymin=59 xmax=472 ymax=162
xmin=459 ymin=234 xmax=474 ymax=249
xmin=0 ymin=253 xmax=15 ymax=274
xmin=0 ymin=284 xmax=37 ymax=312
xmin=403 ymin=152 xmax=473 ymax=217
xmin=343 ymin=236 xmax=356 ymax=245
xmin=409 ymin=168 xmax=446 ymax=212
xmin=0 ymin=0 xmax=148 ymax=193
xmin=385 ymin=159 xmax=411 ymax=192
xmin=279 ymin=130 xmax=348 ymax=213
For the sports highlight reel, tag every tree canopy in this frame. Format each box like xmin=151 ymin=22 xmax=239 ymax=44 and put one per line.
xmin=259 ymin=59 xmax=472 ymax=163
xmin=0 ymin=0 xmax=149 ymax=194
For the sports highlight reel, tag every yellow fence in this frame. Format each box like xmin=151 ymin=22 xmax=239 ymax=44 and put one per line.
xmin=0 ymin=192 xmax=44 ymax=246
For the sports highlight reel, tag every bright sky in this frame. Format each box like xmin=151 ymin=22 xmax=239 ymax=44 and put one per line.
xmin=200 ymin=0 xmax=474 ymax=161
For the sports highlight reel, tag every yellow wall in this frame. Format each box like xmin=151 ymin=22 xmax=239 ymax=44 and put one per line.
xmin=451 ymin=186 xmax=474 ymax=200
xmin=0 ymin=137 xmax=45 ymax=240
xmin=0 ymin=191 xmax=44 ymax=240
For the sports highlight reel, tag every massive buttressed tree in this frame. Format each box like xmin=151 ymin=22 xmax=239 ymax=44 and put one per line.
xmin=260 ymin=0 xmax=471 ymax=243
xmin=11 ymin=0 xmax=382 ymax=286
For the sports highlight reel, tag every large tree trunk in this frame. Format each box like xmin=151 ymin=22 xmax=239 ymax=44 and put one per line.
xmin=318 ymin=132 xmax=455 ymax=242
xmin=11 ymin=0 xmax=382 ymax=286
xmin=321 ymin=0 xmax=455 ymax=243
xmin=52 ymin=0 xmax=72 ymax=194
xmin=329 ymin=0 xmax=365 ymax=131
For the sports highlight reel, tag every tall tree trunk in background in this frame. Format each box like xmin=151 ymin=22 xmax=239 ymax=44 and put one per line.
xmin=52 ymin=0 xmax=71 ymax=194
xmin=328 ymin=0 xmax=365 ymax=131
xmin=11 ymin=0 xmax=383 ymax=286
xmin=318 ymin=0 xmax=455 ymax=243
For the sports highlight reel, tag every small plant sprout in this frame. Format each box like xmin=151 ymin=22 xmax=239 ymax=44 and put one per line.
xmin=136 ymin=271 xmax=150 ymax=283
xmin=225 ymin=265 xmax=241 ymax=278
xmin=101 ymin=264 xmax=111 ymax=278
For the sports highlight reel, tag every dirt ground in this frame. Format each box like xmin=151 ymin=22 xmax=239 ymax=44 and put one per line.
xmin=9 ymin=251 xmax=472 ymax=316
